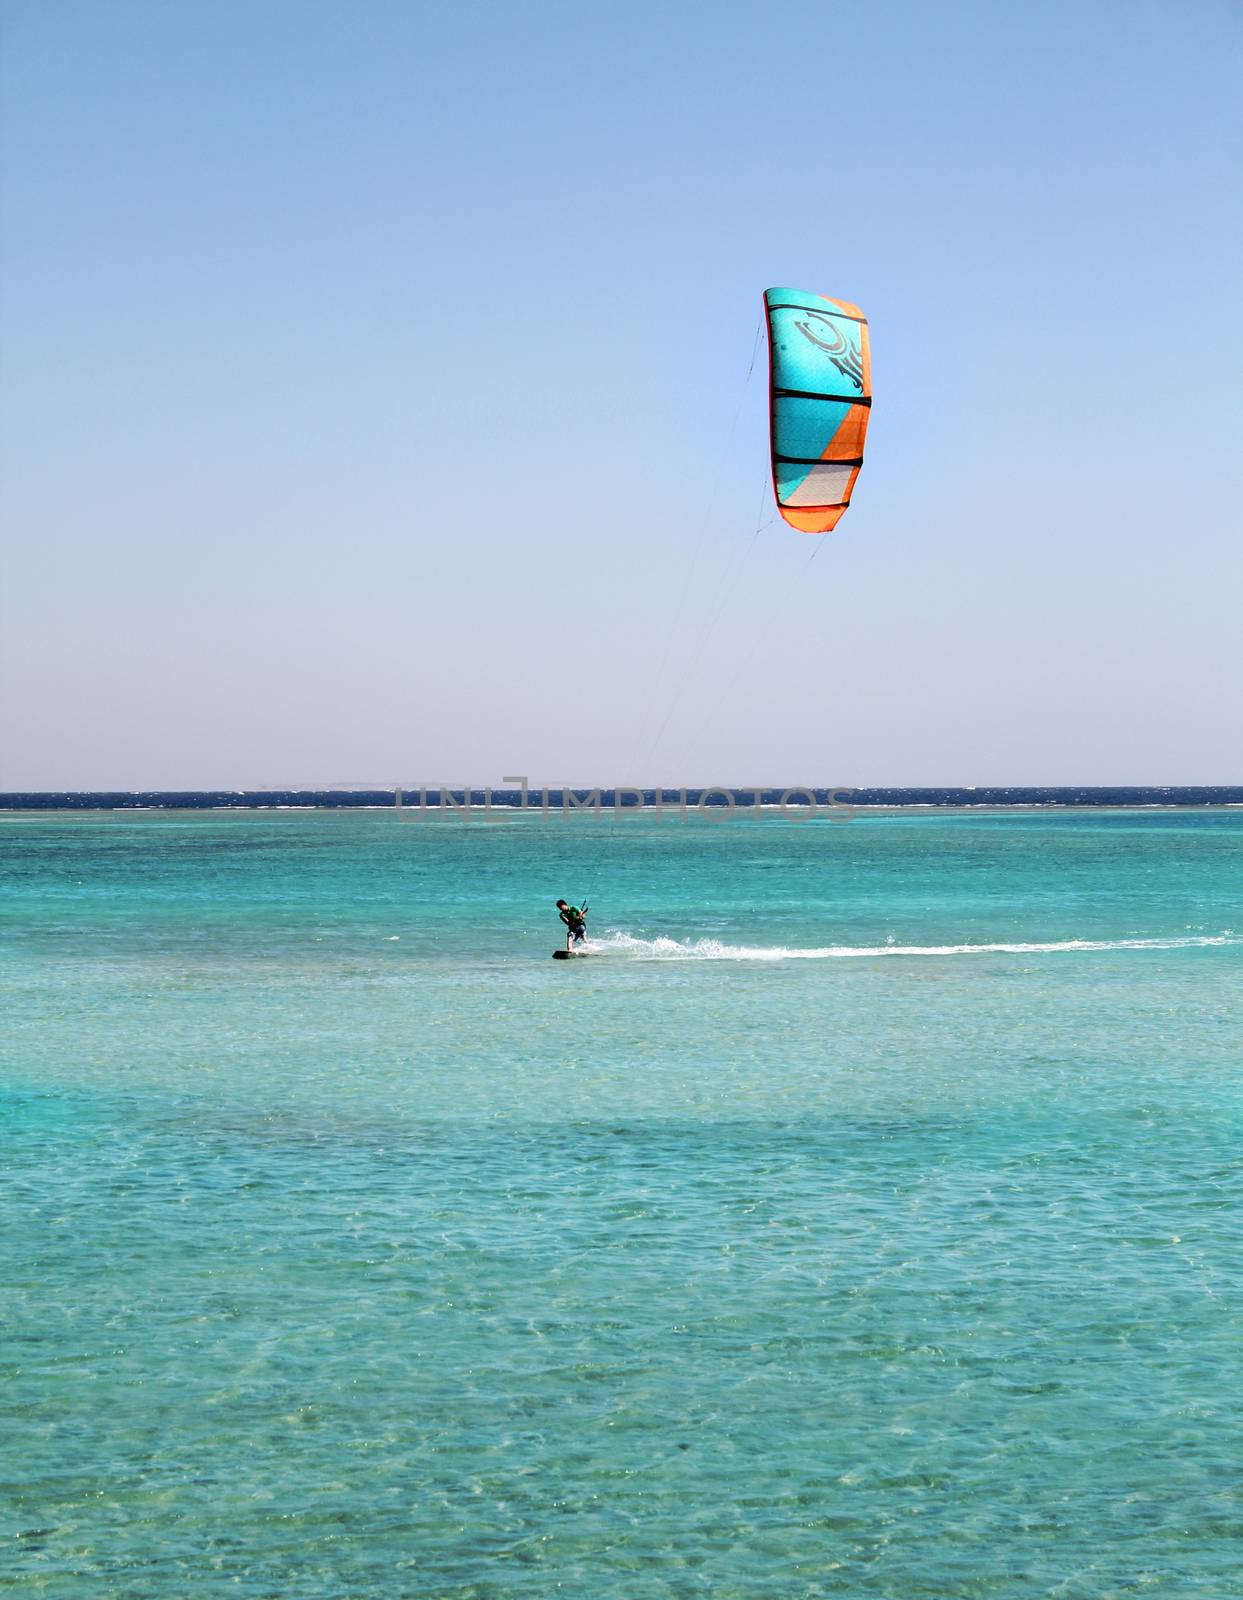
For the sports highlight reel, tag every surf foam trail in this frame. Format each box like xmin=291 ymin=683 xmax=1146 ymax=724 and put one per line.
xmin=588 ymin=932 xmax=1238 ymax=962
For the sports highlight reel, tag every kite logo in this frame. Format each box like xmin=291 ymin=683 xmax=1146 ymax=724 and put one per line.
xmin=794 ymin=311 xmax=864 ymax=391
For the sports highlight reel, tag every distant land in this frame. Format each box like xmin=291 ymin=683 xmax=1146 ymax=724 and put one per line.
xmin=2 ymin=788 xmax=1241 ymax=811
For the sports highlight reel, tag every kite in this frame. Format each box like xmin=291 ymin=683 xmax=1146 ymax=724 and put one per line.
xmin=764 ymin=287 xmax=871 ymax=532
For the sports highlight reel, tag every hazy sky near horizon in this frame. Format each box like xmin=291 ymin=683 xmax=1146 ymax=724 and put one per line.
xmin=2 ymin=0 xmax=1241 ymax=788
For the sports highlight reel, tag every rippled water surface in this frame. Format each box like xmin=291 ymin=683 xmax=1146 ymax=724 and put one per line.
xmin=3 ymin=807 xmax=1242 ymax=1597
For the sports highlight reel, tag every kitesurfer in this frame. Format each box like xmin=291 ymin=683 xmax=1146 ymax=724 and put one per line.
xmin=556 ymin=899 xmax=588 ymax=951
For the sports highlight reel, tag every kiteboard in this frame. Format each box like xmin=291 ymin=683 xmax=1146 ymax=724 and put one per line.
xmin=552 ymin=948 xmax=590 ymax=960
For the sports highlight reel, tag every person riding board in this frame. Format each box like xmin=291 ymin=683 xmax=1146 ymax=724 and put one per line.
xmin=556 ymin=899 xmax=588 ymax=951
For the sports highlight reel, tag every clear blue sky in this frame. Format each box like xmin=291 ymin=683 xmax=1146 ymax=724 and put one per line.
xmin=2 ymin=0 xmax=1240 ymax=788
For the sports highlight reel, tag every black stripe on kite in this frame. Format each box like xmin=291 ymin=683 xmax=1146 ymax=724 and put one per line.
xmin=774 ymin=455 xmax=865 ymax=467
xmin=774 ymin=388 xmax=871 ymax=406
xmin=765 ymin=303 xmax=868 ymax=325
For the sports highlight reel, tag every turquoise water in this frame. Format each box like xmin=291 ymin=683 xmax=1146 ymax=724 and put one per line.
xmin=3 ymin=807 xmax=1242 ymax=1597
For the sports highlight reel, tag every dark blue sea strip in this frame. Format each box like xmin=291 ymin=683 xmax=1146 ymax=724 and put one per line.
xmin=2 ymin=787 xmax=1241 ymax=811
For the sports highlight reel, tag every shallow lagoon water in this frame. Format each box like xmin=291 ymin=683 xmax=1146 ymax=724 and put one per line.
xmin=3 ymin=807 xmax=1242 ymax=1596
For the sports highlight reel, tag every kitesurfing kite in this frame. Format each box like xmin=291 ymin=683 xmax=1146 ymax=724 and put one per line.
xmin=764 ymin=288 xmax=871 ymax=532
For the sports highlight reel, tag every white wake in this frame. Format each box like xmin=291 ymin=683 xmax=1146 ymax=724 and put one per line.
xmin=584 ymin=931 xmax=1238 ymax=963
